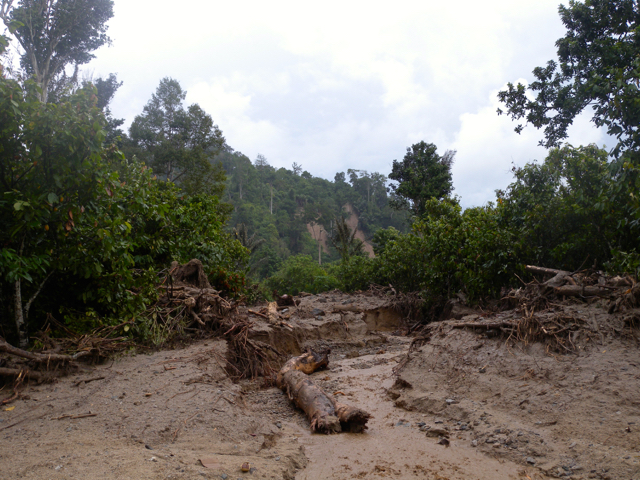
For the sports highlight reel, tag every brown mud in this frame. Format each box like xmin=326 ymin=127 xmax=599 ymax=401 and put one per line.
xmin=1 ymin=291 xmax=639 ymax=479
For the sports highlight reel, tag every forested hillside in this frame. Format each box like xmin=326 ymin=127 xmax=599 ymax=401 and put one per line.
xmin=215 ymin=148 xmax=408 ymax=277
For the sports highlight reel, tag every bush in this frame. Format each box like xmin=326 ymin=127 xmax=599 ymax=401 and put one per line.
xmin=0 ymin=77 xmax=248 ymax=344
xmin=329 ymin=256 xmax=375 ymax=292
xmin=263 ymin=255 xmax=339 ymax=295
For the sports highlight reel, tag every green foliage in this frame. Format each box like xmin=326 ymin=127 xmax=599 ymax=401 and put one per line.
xmin=372 ymin=226 xmax=401 ymax=256
xmin=329 ymin=216 xmax=365 ymax=262
xmin=1 ymin=0 xmax=114 ymax=103
xmin=388 ymin=141 xmax=455 ymax=216
xmin=0 ymin=75 xmax=247 ymax=344
xmin=329 ymin=256 xmax=374 ymax=292
xmin=334 ymin=198 xmax=519 ymax=304
xmin=497 ymin=0 xmax=640 ymax=157
xmin=126 ymin=78 xmax=226 ymax=196
xmin=496 ymin=144 xmax=633 ymax=270
xmin=263 ymin=255 xmax=339 ymax=296
xmin=213 ymin=149 xmax=408 ymax=279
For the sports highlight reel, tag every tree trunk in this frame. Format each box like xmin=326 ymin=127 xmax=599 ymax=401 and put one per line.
xmin=14 ymin=279 xmax=28 ymax=348
xmin=276 ymin=349 xmax=371 ymax=434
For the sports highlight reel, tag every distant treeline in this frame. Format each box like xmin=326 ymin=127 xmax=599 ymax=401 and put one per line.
xmin=214 ymin=148 xmax=409 ymax=278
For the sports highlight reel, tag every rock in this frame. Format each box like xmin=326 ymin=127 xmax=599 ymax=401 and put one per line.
xmin=311 ymin=308 xmax=325 ymax=317
xmin=437 ymin=437 xmax=450 ymax=446
xmin=446 ymin=398 xmax=457 ymax=405
xmin=471 ymin=440 xmax=478 ymax=447
xmin=220 ymin=474 xmax=228 ymax=480
xmin=526 ymin=457 xmax=536 ymax=465
xmin=275 ymin=456 xmax=280 ymax=461
xmin=275 ymin=422 xmax=282 ymax=429
xmin=426 ymin=428 xmax=449 ymax=438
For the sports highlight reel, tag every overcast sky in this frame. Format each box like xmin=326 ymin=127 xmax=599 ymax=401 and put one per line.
xmin=85 ymin=0 xmax=608 ymax=207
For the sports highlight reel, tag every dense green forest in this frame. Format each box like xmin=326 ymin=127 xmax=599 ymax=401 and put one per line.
xmin=0 ymin=0 xmax=639 ymax=349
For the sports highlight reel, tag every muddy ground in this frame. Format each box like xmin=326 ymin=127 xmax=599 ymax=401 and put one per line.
xmin=1 ymin=291 xmax=639 ymax=479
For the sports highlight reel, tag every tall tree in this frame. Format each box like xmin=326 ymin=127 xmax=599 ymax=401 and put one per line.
xmin=127 ymin=78 xmax=226 ymax=196
xmin=0 ymin=0 xmax=114 ymax=103
xmin=388 ymin=142 xmax=455 ymax=217
xmin=497 ymin=0 xmax=640 ymax=157
xmin=90 ymin=72 xmax=124 ymax=144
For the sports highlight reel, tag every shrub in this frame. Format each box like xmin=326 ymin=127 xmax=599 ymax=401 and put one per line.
xmin=263 ymin=255 xmax=339 ymax=295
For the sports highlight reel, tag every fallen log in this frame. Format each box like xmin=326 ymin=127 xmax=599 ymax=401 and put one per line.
xmin=0 ymin=338 xmax=90 ymax=363
xmin=276 ymin=349 xmax=371 ymax=434
xmin=554 ymin=285 xmax=616 ymax=297
xmin=525 ymin=265 xmax=570 ymax=276
xmin=0 ymin=367 xmax=45 ymax=381
xmin=332 ymin=305 xmax=362 ymax=313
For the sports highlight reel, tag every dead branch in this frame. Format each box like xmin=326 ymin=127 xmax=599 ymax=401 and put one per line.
xmin=248 ymin=309 xmax=269 ymax=320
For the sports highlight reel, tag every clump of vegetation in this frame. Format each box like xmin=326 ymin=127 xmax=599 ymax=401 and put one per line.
xmin=263 ymin=255 xmax=339 ymax=296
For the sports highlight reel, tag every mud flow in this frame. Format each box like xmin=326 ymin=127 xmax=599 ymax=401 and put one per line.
xmin=1 ymin=290 xmax=639 ymax=480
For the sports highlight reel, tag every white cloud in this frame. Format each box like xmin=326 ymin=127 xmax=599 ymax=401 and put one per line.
xmin=83 ymin=0 xmax=606 ymax=207
xmin=451 ymin=86 xmax=607 ymax=207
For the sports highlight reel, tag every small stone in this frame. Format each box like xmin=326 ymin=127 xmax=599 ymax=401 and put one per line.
xmin=471 ymin=440 xmax=478 ymax=447
xmin=221 ymin=475 xmax=228 ymax=480
xmin=151 ymin=456 xmax=157 ymax=462
xmin=479 ymin=367 xmax=486 ymax=373
xmin=437 ymin=437 xmax=450 ymax=446
xmin=275 ymin=456 xmax=280 ymax=461
xmin=145 ymin=445 xmax=153 ymax=450
xmin=311 ymin=308 xmax=325 ymax=317
xmin=54 ymin=465 xmax=62 ymax=471
xmin=526 ymin=457 xmax=536 ymax=465
xmin=276 ymin=422 xmax=282 ymax=429
xmin=446 ymin=399 xmax=457 ymax=405
xmin=569 ymin=442 xmax=577 ymax=448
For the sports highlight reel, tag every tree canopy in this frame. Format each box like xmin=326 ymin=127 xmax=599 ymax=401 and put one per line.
xmin=497 ymin=0 xmax=640 ymax=158
xmin=126 ymin=78 xmax=226 ymax=196
xmin=0 ymin=0 xmax=114 ymax=102
xmin=388 ymin=141 xmax=455 ymax=217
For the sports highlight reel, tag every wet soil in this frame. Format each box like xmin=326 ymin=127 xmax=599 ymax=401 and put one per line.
xmin=1 ymin=292 xmax=639 ymax=479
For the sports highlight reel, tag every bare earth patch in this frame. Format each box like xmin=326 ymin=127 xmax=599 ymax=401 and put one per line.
xmin=2 ymin=290 xmax=639 ymax=479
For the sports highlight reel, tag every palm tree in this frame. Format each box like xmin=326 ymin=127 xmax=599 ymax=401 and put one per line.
xmin=330 ymin=216 xmax=364 ymax=262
